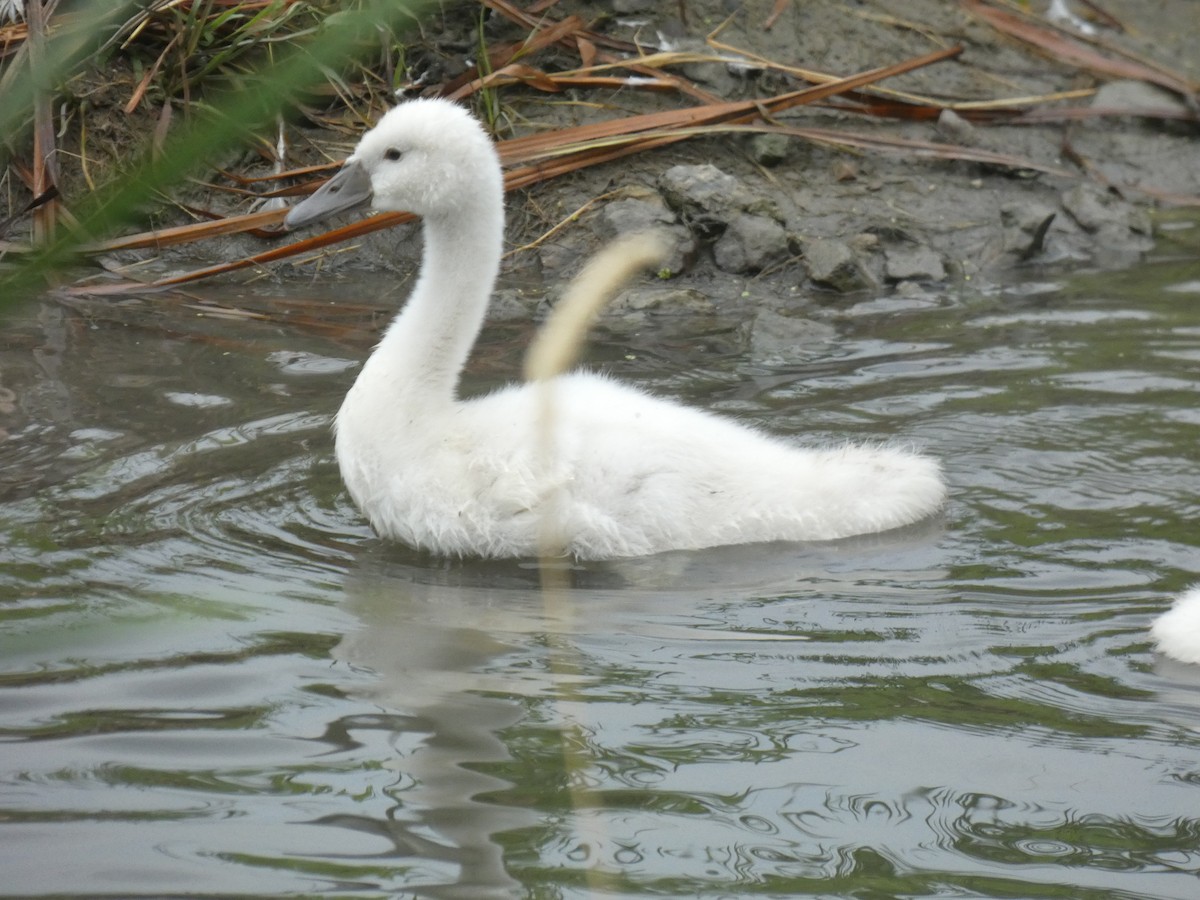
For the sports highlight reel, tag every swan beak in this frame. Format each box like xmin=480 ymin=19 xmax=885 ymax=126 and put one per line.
xmin=285 ymin=160 xmax=373 ymax=229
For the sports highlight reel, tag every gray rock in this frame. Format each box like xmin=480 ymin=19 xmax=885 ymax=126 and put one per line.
xmin=597 ymin=197 xmax=675 ymax=235
xmin=1000 ymin=200 xmax=1059 ymax=234
xmin=1061 ymin=183 xmax=1150 ymax=235
xmin=660 ymin=164 xmax=747 ymax=221
xmin=848 ymin=232 xmax=881 ymax=254
xmin=488 ymin=287 xmax=539 ymax=321
xmin=610 ymin=286 xmax=715 ymax=314
xmin=1060 ymin=184 xmax=1154 ymax=257
xmin=670 ymin=40 xmax=760 ymax=94
xmin=936 ymin=108 xmax=977 ymax=146
xmin=1061 ymin=183 xmax=1116 ymax=232
xmin=659 ymin=163 xmax=780 ymax=229
xmin=999 ymin=201 xmax=1061 ymax=260
xmin=713 ymin=214 xmax=790 ymax=273
xmin=748 ymin=132 xmax=791 ymax=166
xmin=884 ymin=245 xmax=946 ymax=282
xmin=597 ymin=196 xmax=696 ymax=276
xmin=750 ymin=308 xmax=838 ymax=362
xmin=1092 ymin=79 xmax=1190 ymax=115
xmin=681 ymin=57 xmax=738 ymax=96
xmin=803 ymin=238 xmax=871 ymax=292
xmin=654 ymin=229 xmax=699 ymax=278
xmin=537 ymin=240 xmax=578 ymax=274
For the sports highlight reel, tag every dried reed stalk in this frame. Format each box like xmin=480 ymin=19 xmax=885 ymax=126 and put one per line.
xmin=26 ymin=0 xmax=60 ymax=244
xmin=963 ymin=0 xmax=1199 ymax=99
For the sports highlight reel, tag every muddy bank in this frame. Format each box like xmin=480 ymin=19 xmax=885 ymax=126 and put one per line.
xmin=119 ymin=1 xmax=1200 ymax=309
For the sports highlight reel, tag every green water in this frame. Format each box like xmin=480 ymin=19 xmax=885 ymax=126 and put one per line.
xmin=1 ymin=247 xmax=1198 ymax=898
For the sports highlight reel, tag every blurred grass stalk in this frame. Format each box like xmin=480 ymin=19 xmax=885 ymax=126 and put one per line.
xmin=0 ymin=0 xmax=430 ymax=303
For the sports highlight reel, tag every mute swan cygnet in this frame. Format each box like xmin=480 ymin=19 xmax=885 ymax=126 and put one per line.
xmin=1151 ymin=587 xmax=1200 ymax=665
xmin=285 ymin=98 xmax=946 ymax=560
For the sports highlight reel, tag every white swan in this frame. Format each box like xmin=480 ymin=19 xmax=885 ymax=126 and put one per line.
xmin=1151 ymin=587 xmax=1200 ymax=665
xmin=285 ymin=98 xmax=946 ymax=559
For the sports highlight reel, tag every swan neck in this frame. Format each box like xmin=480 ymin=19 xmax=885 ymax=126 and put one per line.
xmin=377 ymin=196 xmax=503 ymax=399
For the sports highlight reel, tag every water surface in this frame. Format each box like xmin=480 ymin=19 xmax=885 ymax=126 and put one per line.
xmin=1 ymin=249 xmax=1199 ymax=898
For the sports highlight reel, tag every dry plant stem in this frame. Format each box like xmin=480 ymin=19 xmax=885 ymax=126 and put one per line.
xmin=498 ymin=44 xmax=964 ymax=165
xmin=525 ymin=231 xmax=670 ymax=383
xmin=441 ymin=13 xmax=586 ymax=100
xmin=125 ymin=30 xmax=182 ymax=114
xmin=701 ymin=34 xmax=1090 ymax=114
xmin=27 ymin=0 xmax=60 ymax=244
xmin=1072 ymin=0 xmax=1125 ymax=31
xmin=79 ymin=206 xmax=289 ymax=254
xmin=523 ymin=232 xmax=669 ymax=893
xmin=64 ymin=44 xmax=964 ymax=293
xmin=446 ymin=2 xmax=725 ymax=105
xmin=524 ymin=231 xmax=670 ymax=556
xmin=963 ymin=0 xmax=1199 ymax=99
xmin=503 ymin=188 xmax=627 ymax=257
xmin=482 ymin=0 xmax=638 ymax=57
xmin=764 ymin=0 xmax=791 ymax=31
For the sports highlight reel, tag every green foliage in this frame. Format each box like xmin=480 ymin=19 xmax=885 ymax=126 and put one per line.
xmin=473 ymin=0 xmax=500 ymax=131
xmin=130 ymin=0 xmax=325 ymax=100
xmin=0 ymin=0 xmax=432 ymax=305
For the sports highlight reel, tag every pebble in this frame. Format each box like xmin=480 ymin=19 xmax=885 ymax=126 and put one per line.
xmin=748 ymin=132 xmax=791 ymax=166
xmin=935 ymin=109 xmax=978 ymax=146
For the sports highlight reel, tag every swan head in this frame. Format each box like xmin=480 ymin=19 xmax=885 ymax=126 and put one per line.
xmin=285 ymin=98 xmax=502 ymax=229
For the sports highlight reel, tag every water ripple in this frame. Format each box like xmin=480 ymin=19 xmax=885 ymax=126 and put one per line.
xmin=3 ymin=263 xmax=1200 ymax=897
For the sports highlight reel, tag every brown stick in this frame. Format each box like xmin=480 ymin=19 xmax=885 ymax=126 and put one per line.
xmin=27 ymin=0 xmax=61 ymax=244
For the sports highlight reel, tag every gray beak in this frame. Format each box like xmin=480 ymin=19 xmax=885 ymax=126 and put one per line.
xmin=285 ymin=160 xmax=373 ymax=229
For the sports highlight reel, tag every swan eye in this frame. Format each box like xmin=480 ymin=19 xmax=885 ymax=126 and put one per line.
xmin=383 ymin=147 xmax=403 ymax=161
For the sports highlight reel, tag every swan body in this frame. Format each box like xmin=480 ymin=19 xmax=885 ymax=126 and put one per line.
xmin=1151 ymin=587 xmax=1200 ymax=665
xmin=286 ymin=98 xmax=946 ymax=559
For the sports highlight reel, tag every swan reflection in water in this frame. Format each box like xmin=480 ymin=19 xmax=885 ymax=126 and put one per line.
xmin=331 ymin=527 xmax=945 ymax=898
